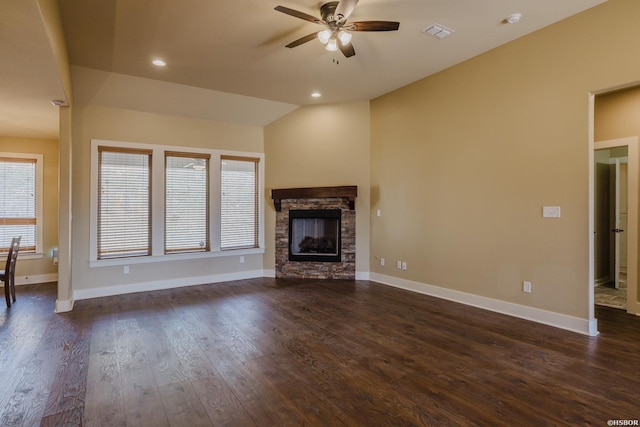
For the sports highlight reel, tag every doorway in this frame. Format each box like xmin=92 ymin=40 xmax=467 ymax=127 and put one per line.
xmin=593 ymin=137 xmax=639 ymax=315
xmin=594 ymin=145 xmax=627 ymax=309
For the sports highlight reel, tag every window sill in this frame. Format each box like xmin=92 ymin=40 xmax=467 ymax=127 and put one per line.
xmin=89 ymin=247 xmax=265 ymax=268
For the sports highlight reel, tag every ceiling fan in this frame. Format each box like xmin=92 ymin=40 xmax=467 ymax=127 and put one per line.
xmin=274 ymin=0 xmax=400 ymax=58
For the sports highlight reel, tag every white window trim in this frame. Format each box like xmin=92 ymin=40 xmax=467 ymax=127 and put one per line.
xmin=0 ymin=152 xmax=44 ymax=256
xmin=89 ymin=139 xmax=265 ymax=267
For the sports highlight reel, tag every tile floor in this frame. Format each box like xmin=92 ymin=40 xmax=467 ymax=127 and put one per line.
xmin=595 ymin=274 xmax=627 ymax=310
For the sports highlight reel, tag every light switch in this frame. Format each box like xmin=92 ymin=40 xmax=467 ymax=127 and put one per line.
xmin=543 ymin=206 xmax=561 ymax=218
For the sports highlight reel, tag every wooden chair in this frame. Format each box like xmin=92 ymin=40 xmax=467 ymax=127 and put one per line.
xmin=1 ymin=236 xmax=21 ymax=308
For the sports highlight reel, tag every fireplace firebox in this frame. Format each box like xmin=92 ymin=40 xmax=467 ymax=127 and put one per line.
xmin=288 ymin=209 xmax=341 ymax=262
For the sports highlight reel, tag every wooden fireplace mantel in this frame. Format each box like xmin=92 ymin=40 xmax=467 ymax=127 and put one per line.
xmin=271 ymin=186 xmax=357 ymax=211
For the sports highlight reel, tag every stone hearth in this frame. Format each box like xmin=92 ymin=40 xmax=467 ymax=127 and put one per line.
xmin=272 ymin=186 xmax=356 ymax=280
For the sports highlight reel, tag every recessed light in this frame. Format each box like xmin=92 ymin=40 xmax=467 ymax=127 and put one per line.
xmin=311 ymin=92 xmax=322 ymax=98
xmin=50 ymin=99 xmax=65 ymax=107
xmin=505 ymin=13 xmax=522 ymax=24
xmin=152 ymin=59 xmax=167 ymax=67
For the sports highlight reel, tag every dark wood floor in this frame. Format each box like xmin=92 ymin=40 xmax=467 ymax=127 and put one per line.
xmin=1 ymin=279 xmax=639 ymax=426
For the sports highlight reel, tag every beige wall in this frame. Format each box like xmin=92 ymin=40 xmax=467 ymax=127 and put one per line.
xmin=70 ymin=104 xmax=265 ymax=292
xmin=264 ymin=101 xmax=371 ymax=274
xmin=370 ymin=0 xmax=640 ymax=319
xmin=595 ymin=86 xmax=640 ymax=141
xmin=0 ymin=136 xmax=59 ymax=278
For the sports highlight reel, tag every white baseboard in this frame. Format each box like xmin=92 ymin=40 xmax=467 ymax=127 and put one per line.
xmin=55 ymin=298 xmax=74 ymax=313
xmin=370 ymin=273 xmax=598 ymax=336
xmin=73 ymin=269 xmax=266 ymax=301
xmin=15 ymin=273 xmax=58 ymax=286
xmin=356 ymin=271 xmax=370 ymax=280
xmin=262 ymin=269 xmax=276 ymax=278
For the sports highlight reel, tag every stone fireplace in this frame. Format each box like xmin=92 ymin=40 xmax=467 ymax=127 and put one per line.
xmin=272 ymin=186 xmax=357 ymax=279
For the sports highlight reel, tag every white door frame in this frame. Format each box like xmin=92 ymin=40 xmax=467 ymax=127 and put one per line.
xmin=588 ymin=83 xmax=640 ymax=335
xmin=593 ymin=137 xmax=639 ymax=315
xmin=613 ymin=157 xmax=626 ymax=290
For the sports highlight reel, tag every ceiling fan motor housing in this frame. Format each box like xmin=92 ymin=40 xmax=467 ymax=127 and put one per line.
xmin=321 ymin=2 xmax=340 ymax=23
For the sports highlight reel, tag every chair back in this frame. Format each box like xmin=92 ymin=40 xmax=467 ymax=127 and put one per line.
xmin=3 ymin=236 xmax=21 ymax=307
xmin=4 ymin=239 xmax=14 ymax=272
xmin=8 ymin=236 xmax=21 ymax=276
xmin=4 ymin=237 xmax=20 ymax=275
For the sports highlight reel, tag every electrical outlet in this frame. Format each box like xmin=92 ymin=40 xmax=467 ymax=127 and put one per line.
xmin=380 ymin=257 xmax=385 ymax=266
xmin=240 ymin=256 xmax=245 ymax=264
xmin=396 ymin=260 xmax=402 ymax=269
xmin=124 ymin=265 xmax=129 ymax=274
xmin=402 ymin=262 xmax=407 ymax=271
xmin=523 ymin=281 xmax=532 ymax=293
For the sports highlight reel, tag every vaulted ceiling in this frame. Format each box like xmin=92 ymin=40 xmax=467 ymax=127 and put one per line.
xmin=0 ymin=0 xmax=606 ymax=138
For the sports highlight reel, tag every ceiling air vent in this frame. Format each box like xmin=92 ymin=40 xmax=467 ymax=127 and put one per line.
xmin=422 ymin=24 xmax=454 ymax=39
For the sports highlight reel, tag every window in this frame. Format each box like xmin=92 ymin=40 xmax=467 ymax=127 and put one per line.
xmin=90 ymin=140 xmax=264 ymax=265
xmin=165 ymin=152 xmax=210 ymax=253
xmin=220 ymin=156 xmax=259 ymax=250
xmin=97 ymin=147 xmax=152 ymax=259
xmin=0 ymin=154 xmax=42 ymax=253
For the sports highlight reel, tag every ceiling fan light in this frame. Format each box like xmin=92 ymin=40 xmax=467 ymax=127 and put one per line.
xmin=326 ymin=36 xmax=338 ymax=51
xmin=338 ymin=30 xmax=352 ymax=45
xmin=318 ymin=29 xmax=331 ymax=44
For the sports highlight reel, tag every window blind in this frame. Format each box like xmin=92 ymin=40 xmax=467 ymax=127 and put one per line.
xmin=98 ymin=147 xmax=152 ymax=259
xmin=220 ymin=156 xmax=259 ymax=250
xmin=165 ymin=152 xmax=210 ymax=253
xmin=0 ymin=157 xmax=36 ymax=252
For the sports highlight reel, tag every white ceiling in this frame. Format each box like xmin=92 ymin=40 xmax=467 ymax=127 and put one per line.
xmin=0 ymin=0 xmax=606 ymax=139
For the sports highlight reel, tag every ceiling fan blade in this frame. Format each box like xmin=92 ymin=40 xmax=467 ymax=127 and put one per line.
xmin=350 ymin=21 xmax=400 ymax=31
xmin=339 ymin=42 xmax=356 ymax=58
xmin=285 ymin=32 xmax=319 ymax=48
xmin=334 ymin=0 xmax=359 ymax=22
xmin=274 ymin=6 xmax=322 ymax=24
